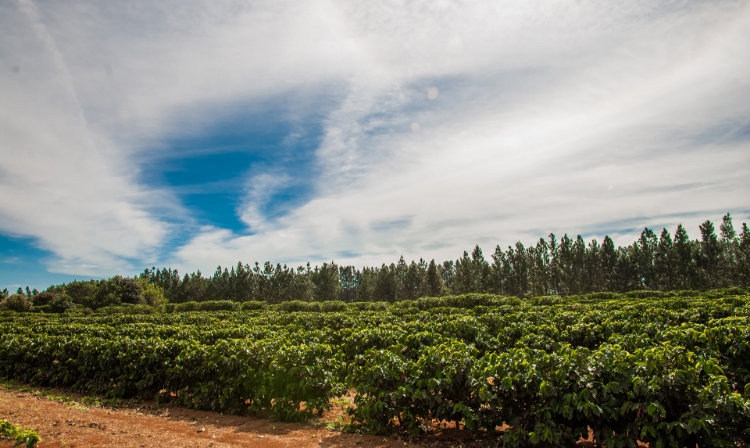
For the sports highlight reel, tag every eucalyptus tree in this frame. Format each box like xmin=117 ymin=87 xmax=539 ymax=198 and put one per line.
xmin=637 ymin=228 xmax=658 ymax=289
xmin=719 ymin=213 xmax=738 ymax=286
xmin=425 ymin=259 xmax=444 ymax=297
xmin=699 ymin=220 xmax=721 ymax=289
xmin=312 ymin=262 xmax=341 ymax=302
xmin=738 ymin=223 xmax=750 ymax=286
xmin=673 ymin=224 xmax=696 ymax=290
xmin=655 ymin=228 xmax=675 ymax=290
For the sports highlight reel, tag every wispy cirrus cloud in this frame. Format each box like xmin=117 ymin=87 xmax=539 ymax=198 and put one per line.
xmin=1 ymin=0 xmax=749 ymax=286
xmin=175 ymin=0 xmax=750 ymax=271
xmin=0 ymin=0 xmax=170 ymax=276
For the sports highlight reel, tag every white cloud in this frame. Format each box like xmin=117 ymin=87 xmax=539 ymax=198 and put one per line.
xmin=0 ymin=0 xmax=170 ymax=275
xmin=175 ymin=0 xmax=750 ymax=270
xmin=239 ymin=171 xmax=292 ymax=232
xmin=1 ymin=0 xmax=749 ymax=277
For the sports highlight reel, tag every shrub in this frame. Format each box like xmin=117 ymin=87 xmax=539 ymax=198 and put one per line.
xmin=320 ymin=300 xmax=347 ymax=312
xmin=63 ymin=306 xmax=91 ymax=316
xmin=33 ymin=305 xmax=52 ymax=313
xmin=0 ymin=294 xmax=32 ymax=312
xmin=90 ymin=276 xmax=143 ymax=309
xmin=97 ymin=304 xmax=158 ymax=315
xmin=240 ymin=301 xmax=267 ymax=311
xmin=32 ymin=291 xmax=57 ymax=307
xmin=138 ymin=279 xmax=167 ymax=307
xmin=0 ymin=419 xmax=41 ymax=447
xmin=169 ymin=300 xmax=239 ymax=312
xmin=623 ymin=290 xmax=666 ymax=299
xmin=195 ymin=300 xmax=239 ymax=311
xmin=48 ymin=293 xmax=74 ymax=313
xmin=277 ymin=300 xmax=320 ymax=312
xmin=348 ymin=301 xmax=388 ymax=311
xmin=529 ymin=295 xmax=562 ymax=306
xmin=63 ymin=280 xmax=97 ymax=306
xmin=172 ymin=301 xmax=199 ymax=312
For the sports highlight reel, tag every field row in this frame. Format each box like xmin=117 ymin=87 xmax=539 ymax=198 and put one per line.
xmin=1 ymin=291 xmax=749 ymax=447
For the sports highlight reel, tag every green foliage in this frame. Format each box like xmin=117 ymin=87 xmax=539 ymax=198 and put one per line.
xmin=0 ymin=420 xmax=42 ymax=448
xmin=97 ymin=216 xmax=750 ymax=307
xmin=62 ymin=280 xmax=98 ymax=306
xmin=312 ymin=262 xmax=341 ymax=302
xmin=97 ymin=304 xmax=159 ymax=315
xmin=276 ymin=300 xmax=320 ymax=312
xmin=320 ymin=300 xmax=347 ymax=312
xmin=348 ymin=301 xmax=387 ymax=311
xmin=0 ymin=294 xmax=33 ymax=312
xmin=48 ymin=293 xmax=74 ymax=313
xmin=89 ymin=276 xmax=143 ymax=308
xmin=167 ymin=300 xmax=240 ymax=312
xmin=31 ymin=291 xmax=56 ymax=307
xmin=240 ymin=301 xmax=268 ymax=311
xmin=137 ymin=279 xmax=167 ymax=307
xmin=1 ymin=290 xmax=750 ymax=444
xmin=32 ymin=305 xmax=52 ymax=314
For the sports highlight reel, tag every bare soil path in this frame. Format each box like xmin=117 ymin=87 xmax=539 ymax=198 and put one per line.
xmin=0 ymin=387 xmax=420 ymax=448
xmin=0 ymin=386 xmax=646 ymax=448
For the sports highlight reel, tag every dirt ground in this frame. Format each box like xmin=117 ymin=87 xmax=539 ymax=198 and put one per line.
xmin=0 ymin=386 xmax=646 ymax=447
xmin=0 ymin=387 xmax=423 ymax=448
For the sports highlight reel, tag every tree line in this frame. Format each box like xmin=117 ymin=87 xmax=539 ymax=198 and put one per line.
xmin=2 ymin=213 xmax=749 ymax=310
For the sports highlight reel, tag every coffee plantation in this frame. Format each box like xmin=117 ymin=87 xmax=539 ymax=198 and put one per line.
xmin=1 ymin=290 xmax=749 ymax=446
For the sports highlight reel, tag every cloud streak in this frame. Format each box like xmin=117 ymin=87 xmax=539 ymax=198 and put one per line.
xmin=0 ymin=0 xmax=170 ymax=275
xmin=1 ymin=0 xmax=748 ymax=281
xmin=176 ymin=0 xmax=750 ymax=270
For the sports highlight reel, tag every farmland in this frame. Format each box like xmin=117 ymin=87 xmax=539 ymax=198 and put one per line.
xmin=1 ymin=289 xmax=749 ymax=447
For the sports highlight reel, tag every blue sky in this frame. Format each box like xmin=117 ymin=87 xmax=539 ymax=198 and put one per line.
xmin=139 ymin=93 xmax=332 ymax=233
xmin=1 ymin=0 xmax=749 ymax=290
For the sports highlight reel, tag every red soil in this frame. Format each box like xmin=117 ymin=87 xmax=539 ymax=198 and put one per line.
xmin=0 ymin=387 xmax=416 ymax=448
xmin=0 ymin=386 xmax=647 ymax=447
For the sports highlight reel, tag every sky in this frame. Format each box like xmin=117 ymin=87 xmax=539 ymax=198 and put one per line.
xmin=1 ymin=0 xmax=749 ymax=290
